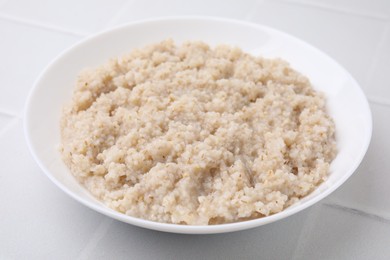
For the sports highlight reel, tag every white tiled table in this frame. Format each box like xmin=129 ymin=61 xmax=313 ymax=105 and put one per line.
xmin=1 ymin=0 xmax=389 ymax=259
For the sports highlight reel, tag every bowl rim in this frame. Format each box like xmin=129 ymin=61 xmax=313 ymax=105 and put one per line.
xmin=23 ymin=15 xmax=373 ymax=234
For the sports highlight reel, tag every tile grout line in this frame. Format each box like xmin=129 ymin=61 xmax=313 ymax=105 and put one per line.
xmin=0 ymin=12 xmax=89 ymax=37
xmin=291 ymin=202 xmax=390 ymax=259
xmin=0 ymin=117 xmax=20 ymax=137
xmin=323 ymin=203 xmax=390 ymax=224
xmin=0 ymin=109 xmax=19 ymax=118
xmin=368 ymin=96 xmax=390 ymax=107
xmin=290 ymin=205 xmax=323 ymax=260
xmin=278 ymin=0 xmax=389 ymax=21
xmin=76 ymin=218 xmax=113 ymax=260
xmin=365 ymin=22 xmax=390 ymax=87
xmin=292 ymin=201 xmax=390 ymax=259
xmin=103 ymin=0 xmax=137 ymax=29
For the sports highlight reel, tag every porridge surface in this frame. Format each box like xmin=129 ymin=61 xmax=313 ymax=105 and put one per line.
xmin=61 ymin=40 xmax=336 ymax=225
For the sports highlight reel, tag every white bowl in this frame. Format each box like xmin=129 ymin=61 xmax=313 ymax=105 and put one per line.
xmin=24 ymin=17 xmax=372 ymax=234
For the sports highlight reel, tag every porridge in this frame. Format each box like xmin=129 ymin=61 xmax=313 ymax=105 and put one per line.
xmin=61 ymin=40 xmax=336 ymax=225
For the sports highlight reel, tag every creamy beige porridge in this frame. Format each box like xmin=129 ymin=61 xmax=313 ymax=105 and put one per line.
xmin=61 ymin=40 xmax=336 ymax=225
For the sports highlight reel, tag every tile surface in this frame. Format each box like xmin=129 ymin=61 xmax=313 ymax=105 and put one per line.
xmin=82 ymin=206 xmax=316 ymax=260
xmin=285 ymin=0 xmax=390 ymax=18
xmin=0 ymin=0 xmax=127 ymax=34
xmin=0 ymin=113 xmax=14 ymax=133
xmin=325 ymin=103 xmax=390 ymax=219
xmin=0 ymin=120 xmax=106 ymax=259
xmin=0 ymin=0 xmax=8 ymax=8
xmin=0 ymin=19 xmax=79 ymax=114
xmin=366 ymin=26 xmax=390 ymax=102
xmin=111 ymin=0 xmax=258 ymax=26
xmin=293 ymin=205 xmax=390 ymax=260
xmin=248 ymin=1 xmax=387 ymax=96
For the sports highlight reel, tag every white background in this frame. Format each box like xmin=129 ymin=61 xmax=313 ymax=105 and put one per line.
xmin=1 ymin=0 xmax=390 ymax=259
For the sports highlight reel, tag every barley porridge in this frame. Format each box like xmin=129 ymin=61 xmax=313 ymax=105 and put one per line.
xmin=61 ymin=40 xmax=336 ymax=225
